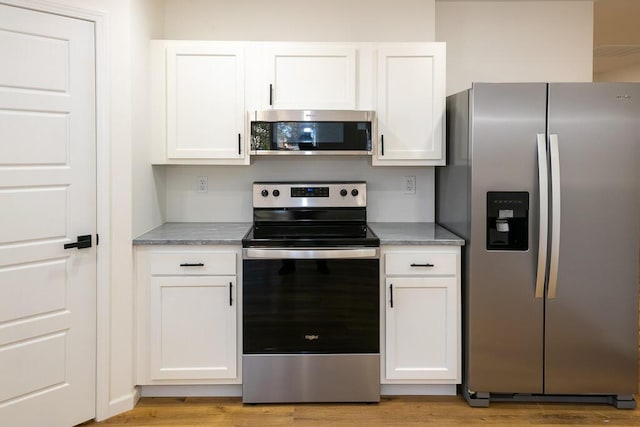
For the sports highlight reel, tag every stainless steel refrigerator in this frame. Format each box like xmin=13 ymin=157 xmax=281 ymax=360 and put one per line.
xmin=436 ymin=83 xmax=639 ymax=408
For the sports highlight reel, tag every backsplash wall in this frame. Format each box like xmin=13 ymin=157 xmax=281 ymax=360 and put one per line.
xmin=164 ymin=157 xmax=435 ymax=223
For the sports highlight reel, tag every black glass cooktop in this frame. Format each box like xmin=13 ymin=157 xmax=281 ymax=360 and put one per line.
xmin=242 ymin=224 xmax=379 ymax=248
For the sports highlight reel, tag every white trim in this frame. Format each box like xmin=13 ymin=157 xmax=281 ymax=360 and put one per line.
xmin=381 ymin=384 xmax=457 ymax=396
xmin=140 ymin=384 xmax=454 ymax=398
xmin=108 ymin=388 xmax=140 ymax=416
xmin=140 ymin=385 xmax=243 ymax=398
xmin=0 ymin=0 xmax=112 ymax=422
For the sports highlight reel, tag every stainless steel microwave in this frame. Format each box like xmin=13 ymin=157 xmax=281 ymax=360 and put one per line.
xmin=249 ymin=110 xmax=374 ymax=155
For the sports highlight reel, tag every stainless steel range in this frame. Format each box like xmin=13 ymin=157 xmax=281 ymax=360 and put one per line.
xmin=242 ymin=181 xmax=380 ymax=403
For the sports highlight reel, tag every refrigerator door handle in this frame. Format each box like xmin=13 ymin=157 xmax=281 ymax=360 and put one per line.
xmin=535 ymin=133 xmax=549 ymax=298
xmin=548 ymin=134 xmax=561 ymax=299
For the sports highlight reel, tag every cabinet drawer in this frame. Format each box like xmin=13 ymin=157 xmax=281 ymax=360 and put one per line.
xmin=150 ymin=251 xmax=236 ymax=275
xmin=385 ymin=252 xmax=456 ymax=276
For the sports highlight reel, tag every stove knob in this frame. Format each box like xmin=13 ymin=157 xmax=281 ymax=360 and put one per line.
xmin=261 ymin=189 xmax=269 ymax=197
xmin=351 ymin=189 xmax=359 ymax=197
xmin=272 ymin=189 xmax=280 ymax=197
xmin=340 ymin=189 xmax=348 ymax=197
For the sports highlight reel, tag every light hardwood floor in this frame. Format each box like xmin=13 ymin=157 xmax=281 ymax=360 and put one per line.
xmin=85 ymin=394 xmax=640 ymax=426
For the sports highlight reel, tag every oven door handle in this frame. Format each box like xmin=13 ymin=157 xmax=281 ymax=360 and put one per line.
xmin=243 ymin=248 xmax=379 ymax=259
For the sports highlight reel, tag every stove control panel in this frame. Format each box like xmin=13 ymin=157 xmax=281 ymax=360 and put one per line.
xmin=291 ymin=186 xmax=329 ymax=198
xmin=253 ymin=181 xmax=367 ymax=208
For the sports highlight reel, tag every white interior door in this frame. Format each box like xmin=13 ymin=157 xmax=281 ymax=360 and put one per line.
xmin=0 ymin=4 xmax=96 ymax=426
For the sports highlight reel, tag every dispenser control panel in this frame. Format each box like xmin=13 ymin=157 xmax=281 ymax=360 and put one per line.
xmin=486 ymin=192 xmax=529 ymax=251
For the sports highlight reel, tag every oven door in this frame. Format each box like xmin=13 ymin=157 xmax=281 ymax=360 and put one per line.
xmin=242 ymin=248 xmax=380 ymax=355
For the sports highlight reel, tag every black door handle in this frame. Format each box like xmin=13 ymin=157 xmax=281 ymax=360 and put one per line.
xmin=229 ymin=281 xmax=233 ymax=306
xmin=389 ymin=283 xmax=393 ymax=308
xmin=64 ymin=235 xmax=92 ymax=250
xmin=381 ymin=135 xmax=384 ymax=156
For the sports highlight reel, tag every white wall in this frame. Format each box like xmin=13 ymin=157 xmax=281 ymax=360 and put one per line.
xmin=163 ymin=0 xmax=436 ymax=41
xmin=132 ymin=1 xmax=166 ymax=237
xmin=160 ymin=0 xmax=440 ymax=223
xmin=165 ymin=159 xmax=434 ymax=223
xmin=436 ymin=0 xmax=594 ymax=95
xmin=158 ymin=0 xmax=595 ymax=224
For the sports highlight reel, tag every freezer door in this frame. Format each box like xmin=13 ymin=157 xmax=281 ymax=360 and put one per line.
xmin=545 ymin=83 xmax=640 ymax=394
xmin=467 ymin=83 xmax=548 ymax=393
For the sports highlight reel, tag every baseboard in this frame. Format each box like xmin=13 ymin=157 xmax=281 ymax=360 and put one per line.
xmin=98 ymin=388 xmax=140 ymax=421
xmin=138 ymin=384 xmax=454 ymax=398
xmin=381 ymin=384 xmax=457 ymax=396
xmin=140 ymin=385 xmax=243 ymax=397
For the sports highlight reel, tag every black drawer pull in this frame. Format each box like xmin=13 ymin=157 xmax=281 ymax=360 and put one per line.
xmin=410 ymin=263 xmax=434 ymax=268
xmin=180 ymin=263 xmax=204 ymax=267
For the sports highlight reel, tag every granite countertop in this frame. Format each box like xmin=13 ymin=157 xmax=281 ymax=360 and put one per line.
xmin=133 ymin=222 xmax=464 ymax=246
xmin=133 ymin=222 xmax=252 ymax=245
xmin=368 ymin=222 xmax=465 ymax=246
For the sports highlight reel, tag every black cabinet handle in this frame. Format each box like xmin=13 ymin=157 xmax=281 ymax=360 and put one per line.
xmin=179 ymin=263 xmax=204 ymax=267
xmin=64 ymin=234 xmax=92 ymax=250
xmin=229 ymin=281 xmax=233 ymax=306
xmin=269 ymin=84 xmax=273 ymax=106
xmin=381 ymin=135 xmax=384 ymax=156
xmin=389 ymin=283 xmax=393 ymax=308
xmin=238 ymin=133 xmax=241 ymax=155
xmin=410 ymin=263 xmax=435 ymax=268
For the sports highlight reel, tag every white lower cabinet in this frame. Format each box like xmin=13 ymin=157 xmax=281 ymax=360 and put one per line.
xmin=382 ymin=246 xmax=460 ymax=384
xmin=136 ymin=246 xmax=241 ymax=384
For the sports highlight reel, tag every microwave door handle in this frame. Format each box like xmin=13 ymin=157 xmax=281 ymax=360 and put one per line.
xmin=547 ymin=134 xmax=561 ymax=299
xmin=535 ymin=133 xmax=549 ymax=299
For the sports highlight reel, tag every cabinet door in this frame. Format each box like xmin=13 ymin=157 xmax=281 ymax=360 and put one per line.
xmin=385 ymin=276 xmax=457 ymax=380
xmin=166 ymin=44 xmax=245 ymax=159
xmin=374 ymin=44 xmax=446 ymax=166
xmin=149 ymin=276 xmax=237 ymax=380
xmin=264 ymin=45 xmax=356 ymax=109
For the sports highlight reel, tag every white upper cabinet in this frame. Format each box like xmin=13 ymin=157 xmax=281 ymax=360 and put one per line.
xmin=150 ymin=41 xmax=446 ymax=165
xmin=262 ymin=44 xmax=357 ymax=110
xmin=373 ymin=43 xmax=446 ymax=166
xmin=152 ymin=41 xmax=248 ymax=165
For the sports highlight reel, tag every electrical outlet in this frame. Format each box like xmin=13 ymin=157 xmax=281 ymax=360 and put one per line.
xmin=403 ymin=176 xmax=416 ymax=194
xmin=197 ymin=176 xmax=208 ymax=193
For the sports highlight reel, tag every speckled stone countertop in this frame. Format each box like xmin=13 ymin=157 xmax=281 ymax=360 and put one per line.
xmin=368 ymin=222 xmax=465 ymax=246
xmin=133 ymin=222 xmax=464 ymax=246
xmin=133 ymin=222 xmax=251 ymax=245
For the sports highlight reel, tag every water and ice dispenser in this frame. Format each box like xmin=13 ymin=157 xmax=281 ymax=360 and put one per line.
xmin=486 ymin=192 xmax=529 ymax=251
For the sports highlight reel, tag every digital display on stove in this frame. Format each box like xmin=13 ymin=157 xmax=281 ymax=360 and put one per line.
xmin=291 ymin=186 xmax=329 ymax=197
